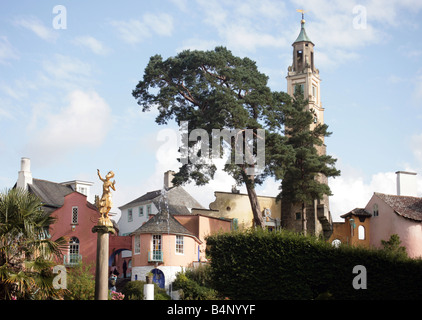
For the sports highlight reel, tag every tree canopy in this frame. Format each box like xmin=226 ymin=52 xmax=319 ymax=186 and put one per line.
xmin=133 ymin=46 xmax=293 ymax=227
xmin=133 ymin=46 xmax=339 ymax=229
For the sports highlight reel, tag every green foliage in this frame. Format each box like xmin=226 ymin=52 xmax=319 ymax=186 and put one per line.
xmin=281 ymin=89 xmax=340 ymax=206
xmin=121 ymin=280 xmax=170 ymax=300
xmin=0 ymin=188 xmax=67 ymax=300
xmin=63 ymin=263 xmax=95 ymax=300
xmin=381 ymin=234 xmax=408 ymax=259
xmin=173 ymin=265 xmax=220 ymax=300
xmin=206 ymin=229 xmax=422 ymax=300
xmin=133 ymin=46 xmax=294 ymax=227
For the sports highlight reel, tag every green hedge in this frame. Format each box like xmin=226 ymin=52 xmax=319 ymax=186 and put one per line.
xmin=206 ymin=229 xmax=422 ymax=300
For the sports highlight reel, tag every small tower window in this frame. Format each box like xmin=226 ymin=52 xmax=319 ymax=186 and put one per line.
xmin=71 ymin=206 xmax=78 ymax=224
xmin=296 ymin=50 xmax=303 ymax=70
xmin=295 ymin=83 xmax=305 ymax=96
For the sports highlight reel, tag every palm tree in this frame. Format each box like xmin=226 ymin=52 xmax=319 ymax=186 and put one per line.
xmin=0 ymin=188 xmax=66 ymax=299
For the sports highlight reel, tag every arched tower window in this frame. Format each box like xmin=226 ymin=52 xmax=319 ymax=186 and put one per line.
xmin=358 ymin=225 xmax=365 ymax=240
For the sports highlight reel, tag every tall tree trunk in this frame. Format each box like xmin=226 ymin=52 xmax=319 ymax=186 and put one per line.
xmin=301 ymin=202 xmax=307 ymax=236
xmin=246 ymin=184 xmax=264 ymax=228
xmin=244 ymin=170 xmax=264 ymax=228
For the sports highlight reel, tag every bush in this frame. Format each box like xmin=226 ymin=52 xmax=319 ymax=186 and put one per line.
xmin=173 ymin=265 xmax=220 ymax=300
xmin=206 ymin=229 xmax=422 ymax=300
xmin=63 ymin=263 xmax=95 ymax=300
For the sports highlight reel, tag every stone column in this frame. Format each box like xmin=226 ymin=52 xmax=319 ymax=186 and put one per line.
xmin=92 ymin=225 xmax=115 ymax=300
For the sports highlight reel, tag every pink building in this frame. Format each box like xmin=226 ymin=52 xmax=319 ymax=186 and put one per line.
xmin=331 ymin=171 xmax=422 ymax=258
xmin=15 ymin=157 xmax=100 ymax=269
xmin=130 ymin=209 xmax=231 ymax=292
xmin=365 ymin=191 xmax=422 ymax=258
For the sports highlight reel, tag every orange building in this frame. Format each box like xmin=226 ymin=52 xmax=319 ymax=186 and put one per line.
xmin=329 ymin=208 xmax=371 ymax=248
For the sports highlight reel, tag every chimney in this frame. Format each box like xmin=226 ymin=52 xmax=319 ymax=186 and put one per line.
xmin=396 ymin=171 xmax=417 ymax=197
xmin=164 ymin=170 xmax=175 ymax=189
xmin=17 ymin=157 xmax=33 ymax=190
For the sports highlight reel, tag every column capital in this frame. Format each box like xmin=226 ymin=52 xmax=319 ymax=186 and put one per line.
xmin=92 ymin=225 xmax=116 ymax=234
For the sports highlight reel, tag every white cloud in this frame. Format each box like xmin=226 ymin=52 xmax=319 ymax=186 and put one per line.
xmin=39 ymin=54 xmax=95 ymax=91
xmin=328 ymin=162 xmax=398 ymax=221
xmin=14 ymin=16 xmax=58 ymax=42
xmin=194 ymin=0 xmax=288 ymax=53
xmin=27 ymin=90 xmax=112 ymax=161
xmin=72 ymin=36 xmax=110 ymax=55
xmin=0 ymin=36 xmax=19 ymax=65
xmin=111 ymin=13 xmax=174 ymax=44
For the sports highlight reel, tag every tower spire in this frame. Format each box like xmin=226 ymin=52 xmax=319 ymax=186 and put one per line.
xmin=294 ymin=9 xmax=312 ymax=44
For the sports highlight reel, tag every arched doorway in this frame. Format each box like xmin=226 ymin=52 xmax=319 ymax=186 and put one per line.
xmin=151 ymin=268 xmax=165 ymax=289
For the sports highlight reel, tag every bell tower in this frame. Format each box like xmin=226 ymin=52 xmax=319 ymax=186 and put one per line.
xmin=283 ymin=13 xmax=332 ymax=238
xmin=286 ymin=13 xmax=324 ymax=138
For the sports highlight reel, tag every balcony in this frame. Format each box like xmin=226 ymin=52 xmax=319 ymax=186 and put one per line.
xmin=63 ymin=254 xmax=82 ymax=266
xmin=148 ymin=250 xmax=163 ymax=262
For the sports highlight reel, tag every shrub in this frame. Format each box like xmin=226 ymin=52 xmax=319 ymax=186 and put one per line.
xmin=173 ymin=266 xmax=220 ymax=300
xmin=63 ymin=263 xmax=95 ymax=300
xmin=206 ymin=229 xmax=422 ymax=300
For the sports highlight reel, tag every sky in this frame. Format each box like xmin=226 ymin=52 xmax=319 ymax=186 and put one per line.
xmin=1 ymin=0 xmax=422 ymax=223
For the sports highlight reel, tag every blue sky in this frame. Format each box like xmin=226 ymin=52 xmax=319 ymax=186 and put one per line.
xmin=1 ymin=0 xmax=422 ymax=222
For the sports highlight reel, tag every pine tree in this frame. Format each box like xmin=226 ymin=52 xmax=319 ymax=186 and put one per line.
xmin=133 ymin=47 xmax=293 ymax=227
xmin=280 ymin=87 xmax=340 ymax=235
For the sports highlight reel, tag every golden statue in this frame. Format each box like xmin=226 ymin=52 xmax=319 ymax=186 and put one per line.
xmin=97 ymin=169 xmax=116 ymax=227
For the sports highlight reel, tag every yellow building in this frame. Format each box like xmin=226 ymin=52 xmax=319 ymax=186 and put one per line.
xmin=203 ymin=190 xmax=281 ymax=230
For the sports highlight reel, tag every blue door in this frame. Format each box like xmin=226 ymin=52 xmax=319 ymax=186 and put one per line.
xmin=152 ymin=269 xmax=165 ymax=289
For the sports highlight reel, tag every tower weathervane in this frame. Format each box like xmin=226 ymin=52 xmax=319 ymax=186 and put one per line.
xmin=296 ymin=9 xmax=307 ymax=21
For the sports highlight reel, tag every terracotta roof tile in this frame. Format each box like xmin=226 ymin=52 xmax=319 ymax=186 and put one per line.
xmin=375 ymin=192 xmax=422 ymax=222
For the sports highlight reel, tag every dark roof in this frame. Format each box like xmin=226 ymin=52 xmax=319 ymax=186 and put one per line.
xmin=29 ymin=179 xmax=74 ymax=208
xmin=375 ymin=192 xmax=422 ymax=222
xmin=340 ymin=208 xmax=372 ymax=219
xmin=26 ymin=178 xmax=97 ymax=213
xmin=131 ymin=210 xmax=199 ymax=242
xmin=119 ymin=186 xmax=204 ymax=214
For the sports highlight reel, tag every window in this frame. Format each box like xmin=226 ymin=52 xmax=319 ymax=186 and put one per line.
xmin=295 ymin=212 xmax=301 ymax=220
xmin=176 ymin=235 xmax=184 ymax=254
xmin=128 ymin=208 xmax=133 ymax=222
xmin=71 ymin=206 xmax=78 ymax=224
xmin=358 ymin=225 xmax=365 ymax=240
xmin=147 ymin=204 xmax=152 ymax=216
xmin=152 ymin=234 xmax=162 ymax=261
xmin=312 ymin=85 xmax=317 ymax=99
xmin=134 ymin=236 xmax=140 ymax=254
xmin=296 ymin=50 xmax=303 ymax=70
xmin=77 ymin=186 xmax=87 ymax=196
xmin=231 ymin=218 xmax=238 ymax=231
xmin=295 ymin=83 xmax=305 ymax=96
xmin=139 ymin=206 xmax=144 ymax=217
xmin=373 ymin=204 xmax=379 ymax=217
xmin=68 ymin=237 xmax=80 ymax=265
